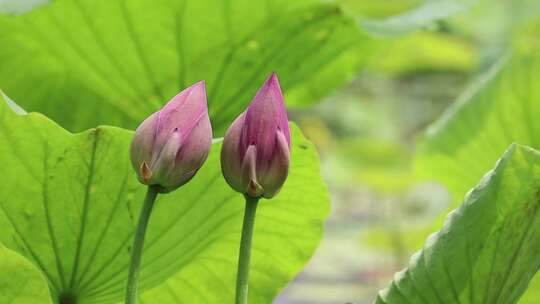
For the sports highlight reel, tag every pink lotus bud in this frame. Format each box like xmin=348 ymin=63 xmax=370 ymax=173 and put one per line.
xmin=221 ymin=73 xmax=291 ymax=198
xmin=130 ymin=81 xmax=213 ymax=192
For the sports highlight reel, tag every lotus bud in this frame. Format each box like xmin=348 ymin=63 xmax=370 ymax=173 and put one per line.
xmin=221 ymin=73 xmax=291 ymax=199
xmin=130 ymin=81 xmax=212 ymax=192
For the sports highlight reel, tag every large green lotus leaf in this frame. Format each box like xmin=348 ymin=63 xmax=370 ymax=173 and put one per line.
xmin=0 ymin=245 xmax=53 ymax=303
xmin=0 ymin=0 xmax=374 ymax=134
xmin=0 ymin=95 xmax=330 ymax=303
xmin=377 ymin=144 xmax=540 ymax=304
xmin=415 ymin=51 xmax=540 ymax=302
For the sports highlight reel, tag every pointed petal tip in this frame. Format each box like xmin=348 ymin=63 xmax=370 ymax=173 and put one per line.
xmin=190 ymin=80 xmax=207 ymax=93
xmin=256 ymin=72 xmax=282 ymax=102
xmin=266 ymin=72 xmax=280 ymax=88
xmin=186 ymin=80 xmax=209 ymax=110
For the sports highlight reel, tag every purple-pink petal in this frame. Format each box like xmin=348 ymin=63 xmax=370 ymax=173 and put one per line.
xmin=241 ymin=73 xmax=290 ymax=170
xmin=221 ymin=73 xmax=291 ymax=198
xmin=154 ymin=81 xmax=208 ymax=153
xmin=130 ymin=80 xmax=212 ymax=192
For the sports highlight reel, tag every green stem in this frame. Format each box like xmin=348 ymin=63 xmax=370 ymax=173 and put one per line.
xmin=125 ymin=185 xmax=160 ymax=304
xmin=235 ymin=195 xmax=260 ymax=304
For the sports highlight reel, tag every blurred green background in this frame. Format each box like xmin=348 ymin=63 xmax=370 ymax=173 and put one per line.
xmin=275 ymin=0 xmax=540 ymax=303
xmin=2 ymin=0 xmax=540 ymax=303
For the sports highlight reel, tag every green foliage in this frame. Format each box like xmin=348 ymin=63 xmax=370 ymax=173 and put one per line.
xmin=449 ymin=0 xmax=540 ymax=46
xmin=416 ymin=52 xmax=540 ymax=205
xmin=377 ymin=144 xmax=540 ymax=304
xmin=415 ymin=50 xmax=540 ymax=303
xmin=367 ymin=32 xmax=477 ymax=75
xmin=0 ymin=0 xmax=374 ymax=134
xmin=0 ymin=245 xmax=52 ymax=303
xmin=335 ymin=140 xmax=415 ymax=193
xmin=2 ymin=0 xmax=540 ymax=303
xmin=0 ymin=96 xmax=330 ymax=303
xmin=340 ymin=0 xmax=423 ymax=19
xmin=361 ymin=0 xmax=472 ymax=36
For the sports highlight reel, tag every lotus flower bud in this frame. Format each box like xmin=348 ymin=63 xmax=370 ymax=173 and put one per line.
xmin=221 ymin=73 xmax=291 ymax=199
xmin=130 ymin=81 xmax=212 ymax=193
